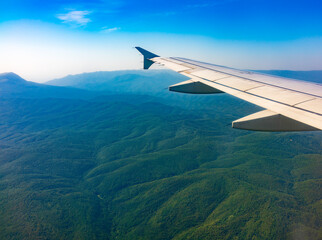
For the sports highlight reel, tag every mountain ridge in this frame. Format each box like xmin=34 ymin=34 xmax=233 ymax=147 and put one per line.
xmin=0 ymin=72 xmax=97 ymax=100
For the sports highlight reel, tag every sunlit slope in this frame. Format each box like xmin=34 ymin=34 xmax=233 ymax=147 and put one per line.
xmin=0 ymin=95 xmax=321 ymax=240
xmin=0 ymin=72 xmax=321 ymax=239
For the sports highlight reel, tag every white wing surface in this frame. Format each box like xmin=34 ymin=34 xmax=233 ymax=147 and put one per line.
xmin=135 ymin=47 xmax=322 ymax=131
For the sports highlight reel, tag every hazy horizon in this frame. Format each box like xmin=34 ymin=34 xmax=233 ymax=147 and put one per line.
xmin=1 ymin=0 xmax=322 ymax=82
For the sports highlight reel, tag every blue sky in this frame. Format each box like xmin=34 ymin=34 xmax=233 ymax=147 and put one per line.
xmin=1 ymin=0 xmax=322 ymax=82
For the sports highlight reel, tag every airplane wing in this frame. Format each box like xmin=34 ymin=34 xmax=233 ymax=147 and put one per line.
xmin=135 ymin=47 xmax=322 ymax=131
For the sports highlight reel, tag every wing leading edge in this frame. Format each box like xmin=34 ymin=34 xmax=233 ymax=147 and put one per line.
xmin=135 ymin=47 xmax=322 ymax=131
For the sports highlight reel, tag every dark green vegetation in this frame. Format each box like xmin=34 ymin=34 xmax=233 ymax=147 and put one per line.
xmin=0 ymin=71 xmax=321 ymax=239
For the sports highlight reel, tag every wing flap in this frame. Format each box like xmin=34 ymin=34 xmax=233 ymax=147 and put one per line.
xmin=191 ymin=69 xmax=229 ymax=81
xmin=198 ymin=78 xmax=322 ymax=130
xmin=216 ymin=77 xmax=263 ymax=91
xmin=247 ymin=86 xmax=315 ymax=106
xmin=295 ymin=99 xmax=322 ymax=115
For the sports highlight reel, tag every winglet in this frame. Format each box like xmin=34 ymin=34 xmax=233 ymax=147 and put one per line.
xmin=135 ymin=47 xmax=159 ymax=69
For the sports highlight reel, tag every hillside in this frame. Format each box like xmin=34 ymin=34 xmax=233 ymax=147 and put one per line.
xmin=0 ymin=72 xmax=321 ymax=239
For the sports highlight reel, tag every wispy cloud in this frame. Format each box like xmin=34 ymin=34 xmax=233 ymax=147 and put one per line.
xmin=57 ymin=10 xmax=92 ymax=26
xmin=101 ymin=26 xmax=120 ymax=33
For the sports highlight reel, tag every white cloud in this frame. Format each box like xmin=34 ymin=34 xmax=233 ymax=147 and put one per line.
xmin=101 ymin=27 xmax=120 ymax=33
xmin=57 ymin=10 xmax=92 ymax=26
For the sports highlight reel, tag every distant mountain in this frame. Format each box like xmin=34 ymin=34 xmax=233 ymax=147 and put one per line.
xmin=0 ymin=72 xmax=234 ymax=113
xmin=0 ymin=72 xmax=96 ymax=99
xmin=46 ymin=70 xmax=188 ymax=94
xmin=46 ymin=69 xmax=244 ymax=111
xmin=47 ymin=70 xmax=322 ymax=94
xmin=0 ymin=72 xmax=29 ymax=84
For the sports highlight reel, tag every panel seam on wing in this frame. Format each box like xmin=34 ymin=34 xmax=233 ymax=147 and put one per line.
xmin=197 ymin=78 xmax=322 ymax=117
xmin=173 ymin=58 xmax=322 ymax=99
xmin=292 ymin=98 xmax=317 ymax=107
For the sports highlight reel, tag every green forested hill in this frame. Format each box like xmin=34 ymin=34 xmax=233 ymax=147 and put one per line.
xmin=0 ymin=72 xmax=321 ymax=239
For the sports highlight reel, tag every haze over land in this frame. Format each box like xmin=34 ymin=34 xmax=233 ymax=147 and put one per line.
xmin=0 ymin=70 xmax=321 ymax=239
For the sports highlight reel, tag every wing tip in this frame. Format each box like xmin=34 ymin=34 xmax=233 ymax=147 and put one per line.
xmin=135 ymin=47 xmax=159 ymax=70
xmin=135 ymin=47 xmax=159 ymax=58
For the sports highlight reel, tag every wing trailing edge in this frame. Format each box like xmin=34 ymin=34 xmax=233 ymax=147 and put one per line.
xmin=135 ymin=47 xmax=322 ymax=131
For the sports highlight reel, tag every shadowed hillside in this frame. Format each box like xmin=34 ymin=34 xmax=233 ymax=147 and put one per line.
xmin=0 ymin=72 xmax=321 ymax=240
